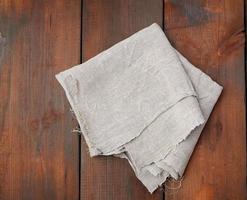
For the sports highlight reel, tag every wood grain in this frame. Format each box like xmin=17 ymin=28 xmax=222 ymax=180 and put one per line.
xmin=0 ymin=0 xmax=245 ymax=199
xmin=0 ymin=0 xmax=81 ymax=199
xmin=80 ymin=1 xmax=164 ymax=199
xmin=164 ymin=0 xmax=246 ymax=199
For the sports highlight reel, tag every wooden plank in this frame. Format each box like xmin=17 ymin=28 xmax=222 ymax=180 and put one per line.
xmin=164 ymin=0 xmax=246 ymax=199
xmin=81 ymin=0 xmax=164 ymax=199
xmin=0 ymin=0 xmax=81 ymax=199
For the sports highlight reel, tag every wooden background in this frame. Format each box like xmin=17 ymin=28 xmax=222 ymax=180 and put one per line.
xmin=0 ymin=0 xmax=246 ymax=199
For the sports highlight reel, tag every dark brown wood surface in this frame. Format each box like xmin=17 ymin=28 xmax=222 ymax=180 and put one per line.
xmin=0 ymin=0 xmax=81 ymax=199
xmin=164 ymin=0 xmax=246 ymax=199
xmin=0 ymin=0 xmax=246 ymax=199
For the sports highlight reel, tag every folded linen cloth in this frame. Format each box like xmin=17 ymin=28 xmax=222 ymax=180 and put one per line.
xmin=55 ymin=23 xmax=223 ymax=193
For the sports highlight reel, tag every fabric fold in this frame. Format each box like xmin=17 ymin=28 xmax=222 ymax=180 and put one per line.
xmin=55 ymin=23 xmax=223 ymax=193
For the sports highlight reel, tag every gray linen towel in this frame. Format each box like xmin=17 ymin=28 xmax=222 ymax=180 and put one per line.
xmin=55 ymin=23 xmax=223 ymax=193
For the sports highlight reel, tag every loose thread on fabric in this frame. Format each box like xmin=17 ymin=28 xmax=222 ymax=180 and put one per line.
xmin=70 ymin=108 xmax=82 ymax=135
xmin=160 ymin=176 xmax=184 ymax=195
xmin=69 ymin=108 xmax=91 ymax=155
xmin=71 ymin=128 xmax=82 ymax=134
